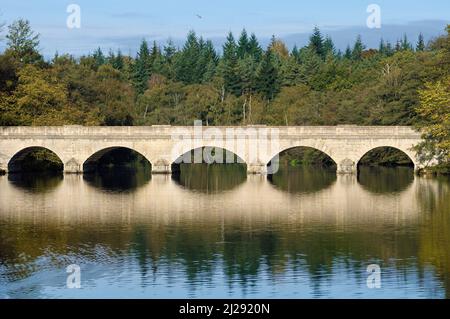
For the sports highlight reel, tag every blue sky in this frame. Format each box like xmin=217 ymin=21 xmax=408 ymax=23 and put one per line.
xmin=0 ymin=0 xmax=449 ymax=56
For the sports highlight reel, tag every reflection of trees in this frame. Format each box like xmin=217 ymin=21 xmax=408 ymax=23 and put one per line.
xmin=357 ymin=166 xmax=414 ymax=194
xmin=268 ymin=166 xmax=336 ymax=194
xmin=8 ymin=172 xmax=63 ymax=193
xmin=0 ymin=219 xmax=431 ymax=294
xmin=173 ymin=164 xmax=246 ymax=193
xmin=417 ymin=177 xmax=450 ymax=298
xmin=83 ymin=166 xmax=151 ymax=192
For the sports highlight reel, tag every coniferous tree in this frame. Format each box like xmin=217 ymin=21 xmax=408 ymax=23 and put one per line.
xmin=417 ymin=33 xmax=425 ymax=52
xmin=247 ymin=33 xmax=263 ymax=61
xmin=198 ymin=39 xmax=217 ymax=83
xmin=174 ymin=31 xmax=201 ymax=84
xmin=309 ymin=26 xmax=324 ymax=58
xmin=344 ymin=45 xmax=352 ymax=59
xmin=323 ymin=36 xmax=335 ymax=56
xmin=93 ymin=47 xmax=106 ymax=69
xmin=256 ymin=49 xmax=279 ymax=100
xmin=114 ymin=50 xmax=124 ymax=70
xmin=133 ymin=39 xmax=151 ymax=94
xmin=400 ymin=34 xmax=412 ymax=51
xmin=222 ymin=32 xmax=241 ymax=95
xmin=237 ymin=29 xmax=250 ymax=58
xmin=352 ymin=35 xmax=365 ymax=60
xmin=291 ymin=45 xmax=300 ymax=61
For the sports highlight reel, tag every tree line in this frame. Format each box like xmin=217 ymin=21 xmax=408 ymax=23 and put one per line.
xmin=0 ymin=20 xmax=448 ymax=171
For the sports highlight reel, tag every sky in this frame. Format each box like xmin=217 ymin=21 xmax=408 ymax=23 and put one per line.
xmin=0 ymin=0 xmax=449 ymax=56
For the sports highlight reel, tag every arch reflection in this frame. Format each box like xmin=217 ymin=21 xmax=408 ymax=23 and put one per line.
xmin=357 ymin=166 xmax=414 ymax=194
xmin=7 ymin=172 xmax=63 ymax=193
xmin=172 ymin=164 xmax=247 ymax=194
xmin=268 ymin=166 xmax=336 ymax=194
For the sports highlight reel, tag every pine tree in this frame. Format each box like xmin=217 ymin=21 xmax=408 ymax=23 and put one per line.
xmin=222 ymin=32 xmax=241 ymax=95
xmin=400 ymin=34 xmax=412 ymax=51
xmin=256 ymin=49 xmax=279 ymax=100
xmin=280 ymin=56 xmax=305 ymax=86
xmin=323 ymin=36 xmax=335 ymax=56
xmin=308 ymin=26 xmax=324 ymax=58
xmin=237 ymin=29 xmax=250 ymax=58
xmin=198 ymin=39 xmax=218 ymax=83
xmin=112 ymin=49 xmax=124 ymax=70
xmin=133 ymin=39 xmax=151 ymax=94
xmin=416 ymin=33 xmax=425 ymax=52
xmin=247 ymin=33 xmax=263 ymax=61
xmin=291 ymin=45 xmax=300 ymax=61
xmin=344 ymin=45 xmax=352 ymax=59
xmin=352 ymin=35 xmax=365 ymax=60
xmin=174 ymin=31 xmax=201 ymax=84
xmin=163 ymin=39 xmax=177 ymax=62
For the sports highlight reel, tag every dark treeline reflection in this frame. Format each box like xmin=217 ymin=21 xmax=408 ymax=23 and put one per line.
xmin=173 ymin=164 xmax=247 ymax=193
xmin=8 ymin=172 xmax=63 ymax=193
xmin=268 ymin=166 xmax=337 ymax=194
xmin=358 ymin=166 xmax=414 ymax=194
xmin=83 ymin=166 xmax=151 ymax=192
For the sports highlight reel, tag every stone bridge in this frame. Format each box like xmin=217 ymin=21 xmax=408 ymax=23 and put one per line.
xmin=0 ymin=125 xmax=423 ymax=175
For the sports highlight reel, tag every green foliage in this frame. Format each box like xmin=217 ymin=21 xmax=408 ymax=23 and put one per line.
xmin=5 ymin=19 xmax=42 ymax=65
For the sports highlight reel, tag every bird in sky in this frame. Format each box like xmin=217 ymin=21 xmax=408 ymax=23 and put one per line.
xmin=196 ymin=14 xmax=202 ymax=19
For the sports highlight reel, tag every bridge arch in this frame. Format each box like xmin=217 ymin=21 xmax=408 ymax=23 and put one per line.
xmin=171 ymin=146 xmax=247 ymax=172
xmin=7 ymin=146 xmax=64 ymax=173
xmin=266 ymin=145 xmax=338 ymax=175
xmin=356 ymin=145 xmax=417 ymax=170
xmin=82 ymin=146 xmax=152 ymax=173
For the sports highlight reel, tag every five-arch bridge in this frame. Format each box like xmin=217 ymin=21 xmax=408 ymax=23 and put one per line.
xmin=0 ymin=125 xmax=423 ymax=175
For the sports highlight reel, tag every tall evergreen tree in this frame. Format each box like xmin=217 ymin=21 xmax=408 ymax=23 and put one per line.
xmin=237 ymin=29 xmax=250 ymax=58
xmin=198 ymin=39 xmax=218 ymax=83
xmin=247 ymin=33 xmax=263 ymax=61
xmin=308 ymin=27 xmax=324 ymax=58
xmin=400 ymin=34 xmax=412 ymax=51
xmin=416 ymin=33 xmax=425 ymax=52
xmin=352 ymin=35 xmax=365 ymax=60
xmin=133 ymin=39 xmax=151 ymax=94
xmin=174 ymin=31 xmax=201 ymax=84
xmin=323 ymin=36 xmax=335 ymax=56
xmin=163 ymin=39 xmax=177 ymax=62
xmin=256 ymin=49 xmax=279 ymax=100
xmin=291 ymin=45 xmax=300 ymax=61
xmin=222 ymin=32 xmax=241 ymax=95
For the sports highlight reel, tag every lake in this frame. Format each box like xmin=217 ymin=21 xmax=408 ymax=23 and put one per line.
xmin=0 ymin=165 xmax=449 ymax=299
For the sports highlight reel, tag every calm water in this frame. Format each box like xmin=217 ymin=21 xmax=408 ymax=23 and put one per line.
xmin=0 ymin=165 xmax=449 ymax=299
